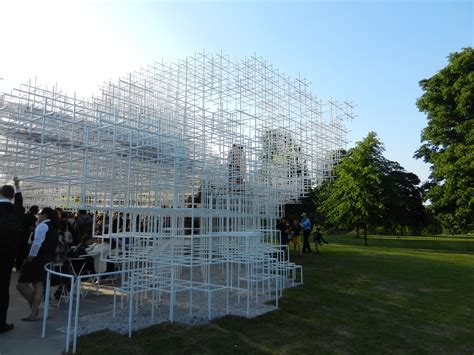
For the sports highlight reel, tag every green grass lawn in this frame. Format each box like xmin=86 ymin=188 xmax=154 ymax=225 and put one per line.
xmin=77 ymin=241 xmax=474 ymax=354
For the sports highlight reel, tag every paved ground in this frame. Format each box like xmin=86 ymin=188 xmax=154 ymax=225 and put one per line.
xmin=0 ymin=271 xmax=113 ymax=355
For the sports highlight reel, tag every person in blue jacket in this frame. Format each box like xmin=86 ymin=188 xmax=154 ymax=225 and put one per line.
xmin=300 ymin=213 xmax=312 ymax=253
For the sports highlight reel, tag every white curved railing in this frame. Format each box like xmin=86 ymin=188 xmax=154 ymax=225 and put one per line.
xmin=43 ymin=262 xmax=141 ymax=354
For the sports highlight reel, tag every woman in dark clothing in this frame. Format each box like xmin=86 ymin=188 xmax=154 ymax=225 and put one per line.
xmin=291 ymin=218 xmax=302 ymax=256
xmin=17 ymin=207 xmax=58 ymax=321
xmin=276 ymin=218 xmax=290 ymax=246
xmin=16 ymin=205 xmax=38 ymax=271
xmin=55 ymin=208 xmax=74 ymax=244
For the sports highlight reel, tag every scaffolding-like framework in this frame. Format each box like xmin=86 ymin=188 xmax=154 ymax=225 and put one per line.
xmin=0 ymin=52 xmax=353 ymax=327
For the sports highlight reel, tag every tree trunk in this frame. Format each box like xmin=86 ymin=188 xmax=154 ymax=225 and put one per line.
xmin=356 ymin=226 xmax=360 ymax=238
xmin=363 ymin=224 xmax=368 ymax=246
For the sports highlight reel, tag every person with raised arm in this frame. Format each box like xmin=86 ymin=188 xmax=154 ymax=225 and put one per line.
xmin=0 ymin=177 xmax=23 ymax=332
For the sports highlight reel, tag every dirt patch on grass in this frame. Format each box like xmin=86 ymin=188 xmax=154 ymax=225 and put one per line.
xmin=373 ymin=280 xmax=409 ymax=293
xmin=334 ymin=326 xmax=356 ymax=339
xmin=418 ymin=287 xmax=433 ymax=293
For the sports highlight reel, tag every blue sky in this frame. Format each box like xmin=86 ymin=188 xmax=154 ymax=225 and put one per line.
xmin=1 ymin=0 xmax=472 ymax=182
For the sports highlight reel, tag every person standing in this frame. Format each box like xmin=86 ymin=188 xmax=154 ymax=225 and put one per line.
xmin=17 ymin=207 xmax=58 ymax=321
xmin=291 ymin=218 xmax=302 ymax=256
xmin=73 ymin=210 xmax=92 ymax=245
xmin=0 ymin=177 xmax=23 ymax=333
xmin=300 ymin=213 xmax=312 ymax=253
xmin=276 ymin=218 xmax=290 ymax=255
xmin=16 ymin=205 xmax=39 ymax=271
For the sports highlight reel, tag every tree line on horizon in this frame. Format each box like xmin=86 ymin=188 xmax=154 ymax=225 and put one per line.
xmin=292 ymin=47 xmax=473 ymax=242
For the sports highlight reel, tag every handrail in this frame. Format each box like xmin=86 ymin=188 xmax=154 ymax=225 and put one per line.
xmin=42 ymin=262 xmax=150 ymax=354
xmin=43 ymin=263 xmax=75 ymax=352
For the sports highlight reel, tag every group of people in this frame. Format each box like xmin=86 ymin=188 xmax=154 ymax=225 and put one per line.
xmin=0 ymin=178 xmax=105 ymax=333
xmin=0 ymin=178 xmax=329 ymax=334
xmin=277 ymin=213 xmax=328 ymax=256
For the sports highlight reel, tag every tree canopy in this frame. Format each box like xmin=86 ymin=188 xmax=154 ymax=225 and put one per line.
xmin=316 ymin=132 xmax=425 ymax=243
xmin=414 ymin=47 xmax=474 ymax=232
xmin=382 ymin=162 xmax=425 ymax=234
xmin=319 ymin=132 xmax=386 ymax=245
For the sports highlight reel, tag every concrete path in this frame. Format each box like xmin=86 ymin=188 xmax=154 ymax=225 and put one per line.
xmin=0 ymin=270 xmax=114 ymax=355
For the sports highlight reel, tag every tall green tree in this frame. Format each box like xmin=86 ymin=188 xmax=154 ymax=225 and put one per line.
xmin=414 ymin=48 xmax=474 ymax=232
xmin=383 ymin=163 xmax=425 ymax=235
xmin=309 ymin=180 xmax=332 ymax=227
xmin=319 ymin=132 xmax=386 ymax=245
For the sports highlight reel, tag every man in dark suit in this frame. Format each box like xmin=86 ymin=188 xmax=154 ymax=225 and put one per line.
xmin=0 ymin=178 xmax=23 ymax=333
xmin=16 ymin=205 xmax=38 ymax=271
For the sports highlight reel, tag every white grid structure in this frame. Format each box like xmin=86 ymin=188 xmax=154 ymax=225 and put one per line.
xmin=0 ymin=52 xmax=353 ymax=325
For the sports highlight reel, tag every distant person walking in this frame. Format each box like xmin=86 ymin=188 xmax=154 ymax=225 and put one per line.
xmin=314 ymin=228 xmax=329 ymax=245
xmin=313 ymin=228 xmax=328 ymax=254
xmin=300 ymin=213 xmax=312 ymax=253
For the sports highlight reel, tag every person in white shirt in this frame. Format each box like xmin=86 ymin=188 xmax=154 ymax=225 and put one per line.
xmin=16 ymin=208 xmax=58 ymax=321
xmin=86 ymin=238 xmax=111 ymax=274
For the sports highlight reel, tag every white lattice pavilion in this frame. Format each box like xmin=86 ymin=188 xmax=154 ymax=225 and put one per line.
xmin=0 ymin=52 xmax=353 ymax=328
